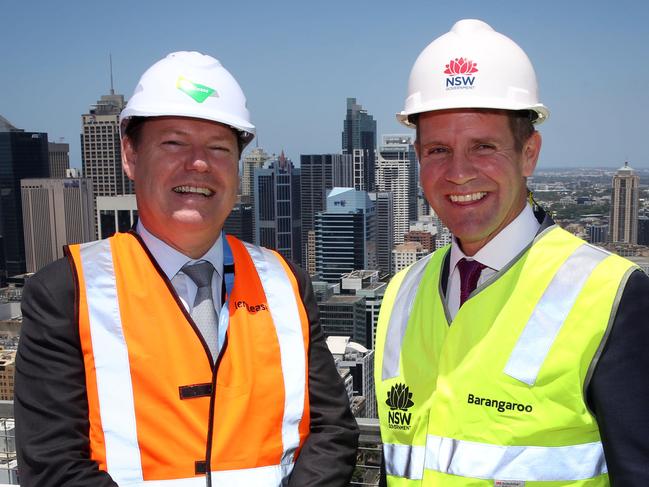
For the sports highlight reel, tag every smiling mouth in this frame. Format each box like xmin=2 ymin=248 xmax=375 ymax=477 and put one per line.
xmin=173 ymin=185 xmax=214 ymax=197
xmin=448 ymin=192 xmax=487 ymax=203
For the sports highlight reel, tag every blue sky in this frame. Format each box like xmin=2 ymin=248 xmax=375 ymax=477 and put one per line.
xmin=2 ymin=0 xmax=648 ymax=168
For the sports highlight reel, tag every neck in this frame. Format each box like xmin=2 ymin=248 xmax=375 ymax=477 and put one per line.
xmin=140 ymin=221 xmax=222 ymax=259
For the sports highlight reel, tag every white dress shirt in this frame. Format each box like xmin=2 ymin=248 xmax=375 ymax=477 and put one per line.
xmin=447 ymin=204 xmax=541 ymax=320
xmin=136 ymin=221 xmax=227 ymax=350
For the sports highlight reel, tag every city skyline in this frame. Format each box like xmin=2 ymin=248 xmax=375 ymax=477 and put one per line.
xmin=2 ymin=0 xmax=648 ymax=169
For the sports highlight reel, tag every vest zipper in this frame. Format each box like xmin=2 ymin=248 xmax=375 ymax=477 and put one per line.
xmin=204 ymin=333 xmax=228 ymax=487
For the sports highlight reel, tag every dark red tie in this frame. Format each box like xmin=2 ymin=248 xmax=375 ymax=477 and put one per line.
xmin=457 ymin=258 xmax=486 ymax=306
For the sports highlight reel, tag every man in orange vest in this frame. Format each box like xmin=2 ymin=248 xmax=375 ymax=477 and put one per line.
xmin=15 ymin=51 xmax=359 ymax=486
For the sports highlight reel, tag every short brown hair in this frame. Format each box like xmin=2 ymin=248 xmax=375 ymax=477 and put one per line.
xmin=122 ymin=116 xmax=243 ymax=158
xmin=507 ymin=110 xmax=536 ymax=153
xmin=414 ymin=109 xmax=536 ymax=154
xmin=123 ymin=116 xmax=148 ymax=148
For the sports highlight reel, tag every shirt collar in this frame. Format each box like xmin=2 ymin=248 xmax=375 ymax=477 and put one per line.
xmin=449 ymin=203 xmax=541 ymax=273
xmin=136 ymin=221 xmax=223 ymax=280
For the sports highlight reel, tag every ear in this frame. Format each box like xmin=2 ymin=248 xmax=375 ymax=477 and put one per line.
xmin=521 ymin=131 xmax=541 ymax=177
xmin=121 ymin=136 xmax=137 ymax=181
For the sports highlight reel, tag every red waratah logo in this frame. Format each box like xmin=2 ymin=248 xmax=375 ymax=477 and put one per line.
xmin=444 ymin=58 xmax=478 ymax=75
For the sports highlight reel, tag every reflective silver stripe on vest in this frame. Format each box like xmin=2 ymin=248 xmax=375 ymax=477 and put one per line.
xmin=383 ymin=443 xmax=426 ymax=480
xmin=244 ymin=242 xmax=306 ymax=466
xmin=140 ymin=463 xmax=295 ymax=486
xmin=504 ymin=244 xmax=608 ymax=385
xmin=382 ymin=254 xmax=434 ymax=380
xmin=425 ymin=435 xmax=607 ymax=481
xmin=79 ymin=240 xmax=144 ymax=484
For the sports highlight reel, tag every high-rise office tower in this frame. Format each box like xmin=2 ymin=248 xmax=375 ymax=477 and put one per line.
xmin=387 ymin=135 xmax=418 ymax=221
xmin=587 ymin=223 xmax=609 ymax=245
xmin=48 ymin=141 xmax=70 ymax=178
xmin=638 ymin=216 xmax=649 ymax=246
xmin=81 ymin=90 xmax=130 ymax=199
xmin=315 ymin=188 xmax=376 ymax=282
xmin=369 ymin=191 xmax=394 ymax=277
xmin=332 ymin=153 xmax=354 ymax=188
xmin=224 ymin=202 xmax=254 ymax=243
xmin=300 ymin=154 xmax=335 ymax=274
xmin=254 ymin=152 xmax=301 ymax=263
xmin=241 ymin=147 xmax=270 ymax=241
xmin=96 ymin=195 xmax=137 ymax=239
xmin=21 ymin=177 xmax=95 ymax=273
xmin=610 ymin=162 xmax=640 ymax=244
xmin=342 ymin=98 xmax=376 ymax=192
xmin=376 ymin=135 xmax=417 ymax=245
xmin=241 ymin=146 xmax=270 ymax=201
xmin=0 ymin=115 xmax=50 ymax=276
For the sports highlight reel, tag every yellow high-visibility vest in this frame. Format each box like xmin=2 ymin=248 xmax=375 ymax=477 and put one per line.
xmin=375 ymin=226 xmax=637 ymax=486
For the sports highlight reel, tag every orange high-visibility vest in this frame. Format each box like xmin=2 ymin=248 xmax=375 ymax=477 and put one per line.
xmin=67 ymin=232 xmax=310 ymax=486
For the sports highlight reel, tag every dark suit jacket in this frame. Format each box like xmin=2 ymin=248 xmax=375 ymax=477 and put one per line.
xmin=14 ymin=241 xmax=359 ymax=486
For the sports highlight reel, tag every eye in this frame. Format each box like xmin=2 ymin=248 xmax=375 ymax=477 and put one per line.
xmin=425 ymin=146 xmax=450 ymax=156
xmin=162 ymin=139 xmax=185 ymax=147
xmin=208 ymin=145 xmax=232 ymax=153
xmin=474 ymin=143 xmax=496 ymax=153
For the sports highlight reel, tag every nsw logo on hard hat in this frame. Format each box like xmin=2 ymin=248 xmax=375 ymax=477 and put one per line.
xmin=444 ymin=57 xmax=478 ymax=90
xmin=176 ymin=76 xmax=219 ymax=103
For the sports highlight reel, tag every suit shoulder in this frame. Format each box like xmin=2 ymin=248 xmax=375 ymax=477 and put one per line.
xmin=23 ymin=257 xmax=75 ymax=302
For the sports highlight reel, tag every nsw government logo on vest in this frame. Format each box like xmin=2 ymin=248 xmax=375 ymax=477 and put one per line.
xmin=386 ymin=383 xmax=415 ymax=430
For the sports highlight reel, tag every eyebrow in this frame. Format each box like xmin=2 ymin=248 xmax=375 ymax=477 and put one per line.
xmin=159 ymin=129 xmax=190 ymax=137
xmin=159 ymin=129 xmax=234 ymax=142
xmin=421 ymin=135 xmax=505 ymax=147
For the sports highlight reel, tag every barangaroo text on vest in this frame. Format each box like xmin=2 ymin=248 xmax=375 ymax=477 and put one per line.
xmin=467 ymin=393 xmax=533 ymax=413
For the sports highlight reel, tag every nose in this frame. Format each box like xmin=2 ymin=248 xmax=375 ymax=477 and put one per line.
xmin=185 ymin=145 xmax=210 ymax=172
xmin=445 ymin=151 xmax=477 ymax=186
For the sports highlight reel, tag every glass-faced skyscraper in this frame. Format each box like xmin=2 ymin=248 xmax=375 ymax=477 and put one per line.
xmin=315 ymin=188 xmax=376 ymax=282
xmin=342 ymin=98 xmax=376 ymax=192
xmin=369 ymin=191 xmax=394 ymax=278
xmin=300 ymin=153 xmax=354 ymax=274
xmin=254 ymin=152 xmax=302 ymax=263
xmin=0 ymin=115 xmax=50 ymax=276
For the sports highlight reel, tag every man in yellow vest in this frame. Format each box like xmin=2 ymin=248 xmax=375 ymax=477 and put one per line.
xmin=15 ymin=51 xmax=358 ymax=486
xmin=375 ymin=20 xmax=649 ymax=486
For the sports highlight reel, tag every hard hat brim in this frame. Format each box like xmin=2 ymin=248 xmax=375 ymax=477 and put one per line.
xmin=396 ymin=102 xmax=549 ymax=128
xmin=120 ymin=104 xmax=255 ymax=148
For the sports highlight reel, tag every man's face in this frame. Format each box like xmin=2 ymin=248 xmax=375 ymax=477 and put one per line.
xmin=416 ymin=110 xmax=541 ymax=255
xmin=122 ymin=116 xmax=239 ymax=257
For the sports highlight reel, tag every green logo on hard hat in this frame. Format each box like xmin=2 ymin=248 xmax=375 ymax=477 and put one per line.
xmin=176 ymin=76 xmax=218 ymax=103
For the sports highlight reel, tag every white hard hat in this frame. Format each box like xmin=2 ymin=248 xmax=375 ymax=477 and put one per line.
xmin=397 ymin=19 xmax=549 ymax=127
xmin=120 ymin=51 xmax=255 ymax=147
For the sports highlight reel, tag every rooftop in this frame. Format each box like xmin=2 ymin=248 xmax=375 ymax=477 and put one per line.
xmin=0 ymin=115 xmax=19 ymax=133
